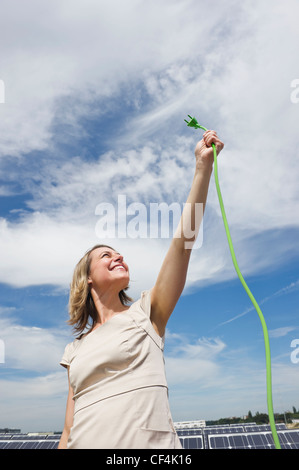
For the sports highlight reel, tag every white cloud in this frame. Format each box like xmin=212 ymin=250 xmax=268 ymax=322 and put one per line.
xmin=0 ymin=311 xmax=71 ymax=431
xmin=0 ymin=0 xmax=228 ymax=158
xmin=0 ymin=0 xmax=298 ymax=292
xmin=0 ymin=215 xmax=93 ymax=287
xmin=164 ymin=331 xmax=299 ymax=422
xmin=0 ymin=313 xmax=297 ymax=431
xmin=0 ymin=311 xmax=71 ymax=372
xmin=165 ymin=336 xmax=226 ymax=386
xmin=0 ymin=372 xmax=68 ymax=432
xmin=1 ymin=0 xmax=299 ymax=433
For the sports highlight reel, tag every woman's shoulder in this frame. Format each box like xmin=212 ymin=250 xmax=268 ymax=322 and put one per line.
xmin=139 ymin=288 xmax=153 ymax=317
xmin=126 ymin=288 xmax=153 ymax=315
xmin=60 ymin=337 xmax=81 ymax=367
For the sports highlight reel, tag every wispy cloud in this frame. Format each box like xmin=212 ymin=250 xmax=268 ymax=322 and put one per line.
xmin=218 ymin=279 xmax=299 ymax=327
xmin=269 ymin=327 xmax=297 ymax=339
xmin=271 ymin=280 xmax=299 ymax=298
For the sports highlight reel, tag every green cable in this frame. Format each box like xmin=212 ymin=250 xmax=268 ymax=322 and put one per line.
xmin=184 ymin=115 xmax=281 ymax=449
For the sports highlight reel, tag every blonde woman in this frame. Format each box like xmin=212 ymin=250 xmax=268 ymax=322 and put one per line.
xmin=58 ymin=130 xmax=224 ymax=449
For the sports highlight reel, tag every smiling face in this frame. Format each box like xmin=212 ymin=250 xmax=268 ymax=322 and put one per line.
xmin=87 ymin=246 xmax=130 ymax=294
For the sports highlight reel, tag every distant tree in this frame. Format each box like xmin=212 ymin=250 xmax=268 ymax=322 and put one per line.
xmin=254 ymin=412 xmax=269 ymax=424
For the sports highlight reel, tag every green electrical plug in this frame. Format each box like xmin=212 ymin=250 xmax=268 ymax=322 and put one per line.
xmin=185 ymin=114 xmax=282 ymax=450
xmin=184 ymin=114 xmax=206 ymax=130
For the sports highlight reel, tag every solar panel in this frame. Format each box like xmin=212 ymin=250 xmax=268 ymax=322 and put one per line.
xmin=37 ymin=440 xmax=59 ymax=449
xmin=11 ymin=434 xmax=47 ymax=440
xmin=208 ymin=430 xmax=299 ymax=449
xmin=0 ymin=428 xmax=297 ymax=450
xmin=1 ymin=441 xmax=25 ymax=449
xmin=243 ymin=423 xmax=287 ymax=433
xmin=0 ymin=439 xmax=60 ymax=450
xmin=21 ymin=441 xmax=42 ymax=449
xmin=204 ymin=426 xmax=244 ymax=435
xmin=177 ymin=428 xmax=204 ymax=436
xmin=277 ymin=431 xmax=299 ymax=449
xmin=277 ymin=423 xmax=287 ymax=430
xmin=247 ymin=433 xmax=273 ymax=449
xmin=180 ymin=436 xmax=204 ymax=449
xmin=209 ymin=435 xmax=228 ymax=449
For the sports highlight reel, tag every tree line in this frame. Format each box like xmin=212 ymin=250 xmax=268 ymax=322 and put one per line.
xmin=206 ymin=406 xmax=299 ymax=426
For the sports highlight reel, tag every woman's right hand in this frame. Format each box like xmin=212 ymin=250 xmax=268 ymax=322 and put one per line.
xmin=194 ymin=130 xmax=224 ymax=171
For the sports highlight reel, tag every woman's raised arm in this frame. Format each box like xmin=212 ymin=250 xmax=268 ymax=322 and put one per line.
xmin=150 ymin=131 xmax=224 ymax=337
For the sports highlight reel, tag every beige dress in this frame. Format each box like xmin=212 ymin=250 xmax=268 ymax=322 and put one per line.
xmin=60 ymin=289 xmax=182 ymax=449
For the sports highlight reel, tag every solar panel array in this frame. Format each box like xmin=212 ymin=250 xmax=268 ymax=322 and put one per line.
xmin=177 ymin=423 xmax=299 ymax=449
xmin=0 ymin=424 xmax=299 ymax=449
xmin=0 ymin=433 xmax=61 ymax=449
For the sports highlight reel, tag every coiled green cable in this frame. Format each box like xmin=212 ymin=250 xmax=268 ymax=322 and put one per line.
xmin=185 ymin=115 xmax=281 ymax=449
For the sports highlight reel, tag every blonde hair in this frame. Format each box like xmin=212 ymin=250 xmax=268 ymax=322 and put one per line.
xmin=68 ymin=244 xmax=133 ymax=337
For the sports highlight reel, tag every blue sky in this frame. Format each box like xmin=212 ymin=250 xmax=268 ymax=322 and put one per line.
xmin=0 ymin=0 xmax=299 ymax=432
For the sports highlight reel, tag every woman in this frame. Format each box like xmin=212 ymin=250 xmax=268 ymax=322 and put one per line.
xmin=58 ymin=130 xmax=224 ymax=449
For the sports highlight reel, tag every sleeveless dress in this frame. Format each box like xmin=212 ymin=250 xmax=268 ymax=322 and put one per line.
xmin=60 ymin=289 xmax=182 ymax=449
